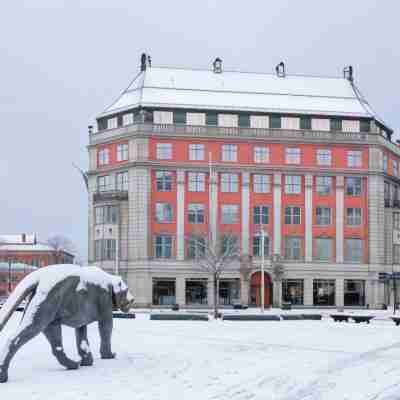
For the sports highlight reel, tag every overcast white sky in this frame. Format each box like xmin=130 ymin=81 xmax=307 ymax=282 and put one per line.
xmin=0 ymin=1 xmax=399 ymax=261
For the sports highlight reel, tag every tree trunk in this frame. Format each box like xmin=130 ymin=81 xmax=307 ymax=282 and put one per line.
xmin=214 ymin=273 xmax=219 ymax=319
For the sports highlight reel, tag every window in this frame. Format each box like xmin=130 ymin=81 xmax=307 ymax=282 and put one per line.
xmin=270 ymin=115 xmax=281 ymax=129
xmin=315 ymin=238 xmax=333 ymax=261
xmin=344 ymin=280 xmax=365 ymax=306
xmin=122 ymin=113 xmax=133 ymax=126
xmin=394 ymin=245 xmax=400 ymax=264
xmin=285 ymin=206 xmax=301 ymax=225
xmin=95 ymin=205 xmax=118 ymax=224
xmin=156 ymin=143 xmax=172 ymax=160
xmin=188 ymin=172 xmax=205 ymax=192
xmin=316 ymin=176 xmax=332 ymax=195
xmin=154 ymin=236 xmax=172 ymax=258
xmin=254 ymin=147 xmax=269 ymax=163
xmin=156 ymin=171 xmax=173 ymax=192
xmin=383 ymin=155 xmax=388 ymax=173
xmin=117 ymin=143 xmax=128 ymax=161
xmin=284 ymin=237 xmax=302 ymax=260
xmin=313 ymin=280 xmax=335 ymax=306
xmin=238 ymin=114 xmax=250 ymax=128
xmin=300 ymin=116 xmax=311 ymax=130
xmin=97 ymin=175 xmax=111 ymax=192
xmin=346 ymin=177 xmax=362 ymax=196
xmin=116 ymin=171 xmax=128 ymax=191
xmin=360 ymin=120 xmax=370 ymax=133
xmin=219 ymin=279 xmax=240 ymax=305
xmin=394 ymin=212 xmax=400 ymax=229
xmin=285 ymin=175 xmax=302 ymax=194
xmin=222 ymin=144 xmax=238 ymax=162
xmin=155 ymin=203 xmax=173 ymax=223
xmin=330 ymin=118 xmax=342 ymax=131
xmin=189 ymin=144 xmax=205 ymax=161
xmin=346 ymin=208 xmax=362 ymax=226
xmin=253 ymin=174 xmax=270 ymax=193
xmin=221 ymin=173 xmax=238 ymax=192
xmin=282 ymin=280 xmax=304 ymax=305
xmin=393 ymin=160 xmax=399 ymax=177
xmin=316 ymin=149 xmax=331 ymax=166
xmin=185 ymin=279 xmax=207 ymax=304
xmin=107 ymin=117 xmax=118 ymax=130
xmin=187 ymin=237 xmax=206 ymax=259
xmin=221 ymin=235 xmax=239 ymax=255
xmin=347 ymin=151 xmax=362 ymax=167
xmin=95 ymin=239 xmax=116 ymax=261
xmin=173 ymin=111 xmax=186 ymax=124
xmin=153 ymin=279 xmax=175 ymax=305
xmin=206 ymin=112 xmax=218 ymax=126
xmin=253 ymin=206 xmax=269 ymax=225
xmin=285 ymin=148 xmax=301 ymax=164
xmin=98 ymin=148 xmax=110 ymax=166
xmin=221 ymin=205 xmax=239 ymax=224
xmin=345 ymin=238 xmax=363 ymax=263
xmin=188 ymin=204 xmax=205 ymax=224
xmin=253 ymin=235 xmax=270 ymax=257
xmin=316 ymin=207 xmax=331 ymax=225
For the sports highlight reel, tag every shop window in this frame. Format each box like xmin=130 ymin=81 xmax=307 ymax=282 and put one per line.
xmin=313 ymin=279 xmax=335 ymax=306
xmin=344 ymin=279 xmax=365 ymax=306
xmin=185 ymin=279 xmax=208 ymax=305
xmin=282 ymin=279 xmax=304 ymax=305
xmin=152 ymin=279 xmax=176 ymax=305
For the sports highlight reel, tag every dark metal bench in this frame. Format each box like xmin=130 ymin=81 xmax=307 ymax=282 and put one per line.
xmin=113 ymin=312 xmax=136 ymax=319
xmin=302 ymin=314 xmax=322 ymax=320
xmin=281 ymin=314 xmax=303 ymax=320
xmin=351 ymin=316 xmax=374 ymax=324
xmin=150 ymin=313 xmax=209 ymax=321
xmin=222 ymin=314 xmax=280 ymax=321
xmin=330 ymin=314 xmax=350 ymax=322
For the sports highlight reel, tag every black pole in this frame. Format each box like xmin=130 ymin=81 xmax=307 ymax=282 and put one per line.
xmin=8 ymin=259 xmax=11 ymax=294
xmin=394 ymin=273 xmax=397 ymax=315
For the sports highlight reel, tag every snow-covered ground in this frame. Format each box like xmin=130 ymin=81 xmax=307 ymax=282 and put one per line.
xmin=1 ymin=311 xmax=400 ymax=400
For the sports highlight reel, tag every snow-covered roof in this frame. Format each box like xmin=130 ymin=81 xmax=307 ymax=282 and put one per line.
xmin=98 ymin=66 xmax=383 ymax=122
xmin=0 ymin=234 xmax=36 ymax=245
xmin=0 ymin=243 xmax=55 ymax=252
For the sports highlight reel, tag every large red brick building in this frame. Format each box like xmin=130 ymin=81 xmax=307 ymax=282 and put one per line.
xmin=0 ymin=234 xmax=74 ymax=295
xmin=87 ymin=56 xmax=397 ymax=308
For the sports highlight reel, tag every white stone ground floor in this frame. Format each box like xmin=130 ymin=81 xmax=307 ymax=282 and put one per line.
xmin=99 ymin=261 xmax=390 ymax=309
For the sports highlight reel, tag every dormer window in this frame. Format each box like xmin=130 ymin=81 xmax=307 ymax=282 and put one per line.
xmin=330 ymin=118 xmax=342 ymax=132
xmin=107 ymin=117 xmax=118 ymax=130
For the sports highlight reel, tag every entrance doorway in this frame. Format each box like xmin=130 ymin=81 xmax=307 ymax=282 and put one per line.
xmin=250 ymin=272 xmax=272 ymax=307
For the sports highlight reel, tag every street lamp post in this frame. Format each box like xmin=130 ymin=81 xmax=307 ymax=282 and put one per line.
xmin=260 ymin=226 xmax=265 ymax=314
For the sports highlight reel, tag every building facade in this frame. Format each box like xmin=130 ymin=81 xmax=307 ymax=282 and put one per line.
xmin=87 ymin=56 xmax=398 ymax=308
xmin=0 ymin=234 xmax=74 ymax=295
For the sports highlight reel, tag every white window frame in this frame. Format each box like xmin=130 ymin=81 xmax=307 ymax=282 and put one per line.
xmin=107 ymin=117 xmax=118 ymax=130
xmin=254 ymin=147 xmax=270 ymax=163
xmin=316 ymin=176 xmax=332 ymax=196
xmin=285 ymin=148 xmax=301 ymax=164
xmin=97 ymin=175 xmax=111 ymax=192
xmin=315 ymin=238 xmax=333 ymax=261
xmin=98 ymin=148 xmax=110 ymax=166
xmin=347 ymin=151 xmax=362 ymax=168
xmin=116 ymin=171 xmax=129 ymax=191
xmin=156 ymin=171 xmax=173 ymax=192
xmin=188 ymin=203 xmax=205 ymax=224
xmin=188 ymin=172 xmax=205 ymax=192
xmin=117 ymin=143 xmax=128 ymax=161
xmin=155 ymin=203 xmax=173 ymax=223
xmin=253 ymin=174 xmax=271 ymax=193
xmin=221 ymin=204 xmax=239 ymax=224
xmin=285 ymin=206 xmax=301 ymax=225
xmin=316 ymin=149 xmax=332 ymax=166
xmin=221 ymin=173 xmax=239 ymax=193
xmin=189 ymin=144 xmax=205 ymax=161
xmin=393 ymin=160 xmax=399 ymax=177
xmin=122 ymin=113 xmax=134 ymax=126
xmin=156 ymin=143 xmax=172 ymax=160
xmin=285 ymin=175 xmax=302 ymax=194
xmin=345 ymin=238 xmax=363 ymax=263
xmin=221 ymin=144 xmax=238 ymax=162
xmin=346 ymin=208 xmax=362 ymax=226
xmin=316 ymin=207 xmax=331 ymax=225
xmin=383 ymin=155 xmax=388 ymax=173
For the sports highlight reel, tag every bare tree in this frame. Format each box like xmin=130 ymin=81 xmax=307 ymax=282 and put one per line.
xmin=187 ymin=231 xmax=240 ymax=319
xmin=47 ymin=235 xmax=78 ymax=264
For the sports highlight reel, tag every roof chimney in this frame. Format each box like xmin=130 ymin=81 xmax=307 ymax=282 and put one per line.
xmin=140 ymin=53 xmax=147 ymax=72
xmin=343 ymin=65 xmax=354 ymax=82
xmin=275 ymin=61 xmax=286 ymax=78
xmin=22 ymin=233 xmax=26 ymax=243
xmin=213 ymin=57 xmax=222 ymax=73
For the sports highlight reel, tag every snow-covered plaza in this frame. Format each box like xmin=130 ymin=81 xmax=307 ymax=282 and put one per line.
xmin=2 ymin=311 xmax=400 ymax=400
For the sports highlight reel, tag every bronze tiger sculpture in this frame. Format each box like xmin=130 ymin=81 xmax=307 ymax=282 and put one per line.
xmin=0 ymin=265 xmax=134 ymax=383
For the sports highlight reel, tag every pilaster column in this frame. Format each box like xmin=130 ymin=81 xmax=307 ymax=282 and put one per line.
xmin=273 ymin=280 xmax=282 ymax=307
xmin=336 ymin=176 xmax=344 ymax=263
xmin=273 ymin=173 xmax=282 ymax=256
xmin=207 ymin=278 xmax=215 ymax=306
xmin=241 ymin=172 xmax=250 ymax=255
xmin=304 ymin=278 xmax=313 ymax=306
xmin=240 ymin=278 xmax=250 ymax=305
xmin=209 ymin=171 xmax=218 ymax=244
xmin=176 ymin=276 xmax=185 ymax=306
xmin=176 ymin=170 xmax=185 ymax=261
xmin=305 ymin=174 xmax=313 ymax=262
xmin=335 ymin=278 xmax=344 ymax=307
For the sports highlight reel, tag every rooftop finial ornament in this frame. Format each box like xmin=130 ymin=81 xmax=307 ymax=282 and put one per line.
xmin=140 ymin=53 xmax=147 ymax=71
xmin=276 ymin=61 xmax=286 ymax=78
xmin=213 ymin=57 xmax=222 ymax=73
